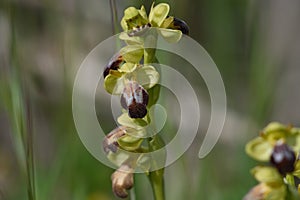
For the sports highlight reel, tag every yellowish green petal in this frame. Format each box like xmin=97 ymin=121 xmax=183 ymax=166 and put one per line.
xmin=138 ymin=5 xmax=148 ymax=21
xmin=245 ymin=137 xmax=273 ymax=162
xmin=121 ymin=6 xmax=149 ymax=31
xmin=120 ymin=45 xmax=144 ymax=63
xmin=262 ymin=122 xmax=289 ymax=135
xmin=119 ymin=32 xmax=143 ymax=45
xmin=160 ymin=16 xmax=174 ymax=28
xmin=119 ymin=63 xmax=137 ymax=73
xmin=293 ymin=160 xmax=300 ymax=178
xmin=149 ymin=3 xmax=170 ymax=27
xmin=117 ymin=135 xmax=143 ymax=151
xmin=158 ymin=28 xmax=182 ymax=43
xmin=104 ymin=71 xmax=125 ymax=94
xmin=117 ymin=113 xmax=148 ymax=130
xmin=135 ymin=65 xmax=159 ymax=89
xmin=107 ymin=150 xmax=130 ymax=167
xmin=264 ymin=184 xmax=286 ymax=200
xmin=251 ymin=166 xmax=283 ymax=185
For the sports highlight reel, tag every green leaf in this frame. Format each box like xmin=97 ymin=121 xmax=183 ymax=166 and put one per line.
xmin=149 ymin=3 xmax=170 ymax=27
xmin=103 ymin=71 xmax=125 ymax=94
xmin=245 ymin=137 xmax=273 ymax=162
xmin=251 ymin=166 xmax=283 ymax=185
xmin=120 ymin=45 xmax=144 ymax=63
xmin=135 ymin=65 xmax=159 ymax=89
xmin=158 ymin=28 xmax=182 ymax=43
xmin=117 ymin=135 xmax=143 ymax=151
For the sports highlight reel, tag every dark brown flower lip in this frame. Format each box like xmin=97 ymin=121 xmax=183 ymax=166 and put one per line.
xmin=120 ymin=81 xmax=149 ymax=118
xmin=270 ymin=141 xmax=296 ymax=175
xmin=103 ymin=54 xmax=124 ymax=78
xmin=128 ymin=101 xmax=147 ymax=118
xmin=103 ymin=126 xmax=127 ymax=153
xmin=166 ymin=16 xmax=190 ymax=35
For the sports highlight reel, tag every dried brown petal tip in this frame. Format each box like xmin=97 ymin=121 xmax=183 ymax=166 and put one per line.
xmin=111 ymin=165 xmax=134 ymax=198
xmin=243 ymin=183 xmax=269 ymax=200
xmin=103 ymin=126 xmax=126 ymax=153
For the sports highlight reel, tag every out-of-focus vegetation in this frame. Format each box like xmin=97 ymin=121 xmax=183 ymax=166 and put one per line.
xmin=0 ymin=0 xmax=299 ymax=199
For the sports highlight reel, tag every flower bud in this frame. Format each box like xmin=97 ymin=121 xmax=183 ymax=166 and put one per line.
xmin=103 ymin=54 xmax=124 ymax=78
xmin=111 ymin=165 xmax=134 ymax=198
xmin=103 ymin=126 xmax=126 ymax=153
xmin=120 ymin=81 xmax=149 ymax=118
xmin=270 ymin=141 xmax=296 ymax=175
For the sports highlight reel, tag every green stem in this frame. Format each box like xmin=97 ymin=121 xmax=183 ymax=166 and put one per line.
xmin=148 ymin=136 xmax=165 ymax=200
xmin=143 ymin=31 xmax=165 ymax=200
xmin=9 ymin=7 xmax=36 ymax=200
xmin=109 ymin=0 xmax=119 ymax=35
xmin=149 ymin=168 xmax=165 ymax=200
xmin=130 ymin=187 xmax=136 ymax=200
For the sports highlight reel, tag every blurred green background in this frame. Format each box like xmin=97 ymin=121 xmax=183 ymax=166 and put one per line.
xmin=0 ymin=0 xmax=300 ymax=199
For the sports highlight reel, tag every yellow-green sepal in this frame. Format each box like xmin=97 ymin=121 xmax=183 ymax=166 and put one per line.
xmin=149 ymin=3 xmax=170 ymax=27
xmin=119 ymin=63 xmax=137 ymax=73
xmin=121 ymin=6 xmax=149 ymax=31
xmin=117 ymin=135 xmax=143 ymax=151
xmin=120 ymin=45 xmax=144 ymax=63
xmin=118 ymin=113 xmax=148 ymax=130
xmin=135 ymin=65 xmax=159 ymax=89
xmin=104 ymin=70 xmax=125 ymax=94
xmin=251 ymin=166 xmax=283 ymax=185
xmin=158 ymin=28 xmax=182 ymax=43
xmin=107 ymin=150 xmax=130 ymax=167
xmin=245 ymin=137 xmax=273 ymax=162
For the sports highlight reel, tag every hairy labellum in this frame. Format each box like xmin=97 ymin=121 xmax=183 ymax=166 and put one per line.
xmin=111 ymin=164 xmax=134 ymax=198
xmin=168 ymin=17 xmax=189 ymax=35
xmin=103 ymin=54 xmax=124 ymax=78
xmin=128 ymin=23 xmax=151 ymax=37
xmin=103 ymin=126 xmax=126 ymax=153
xmin=270 ymin=141 xmax=296 ymax=175
xmin=121 ymin=81 xmax=149 ymax=118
